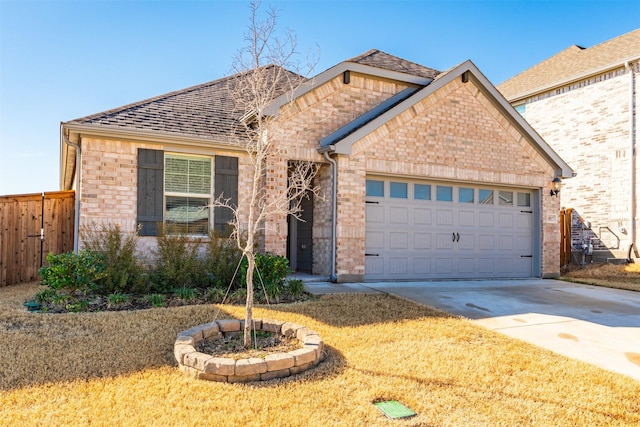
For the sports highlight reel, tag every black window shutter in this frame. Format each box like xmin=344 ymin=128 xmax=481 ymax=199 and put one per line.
xmin=214 ymin=156 xmax=238 ymax=236
xmin=137 ymin=148 xmax=164 ymax=236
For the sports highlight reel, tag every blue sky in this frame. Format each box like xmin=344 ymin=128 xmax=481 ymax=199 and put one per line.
xmin=1 ymin=0 xmax=638 ymax=196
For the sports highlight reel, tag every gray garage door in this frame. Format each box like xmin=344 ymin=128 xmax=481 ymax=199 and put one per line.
xmin=365 ymin=177 xmax=536 ymax=280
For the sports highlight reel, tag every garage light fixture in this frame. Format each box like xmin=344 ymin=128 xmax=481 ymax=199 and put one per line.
xmin=549 ymin=177 xmax=562 ymax=197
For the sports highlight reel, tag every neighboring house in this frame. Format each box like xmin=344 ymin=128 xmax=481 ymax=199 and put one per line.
xmin=60 ymin=49 xmax=572 ymax=282
xmin=498 ymin=29 xmax=640 ymax=262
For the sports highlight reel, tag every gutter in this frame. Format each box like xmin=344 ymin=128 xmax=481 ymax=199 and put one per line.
xmin=322 ymin=151 xmax=338 ymax=282
xmin=625 ymin=61 xmax=638 ymax=260
xmin=61 ymin=126 xmax=81 ymax=253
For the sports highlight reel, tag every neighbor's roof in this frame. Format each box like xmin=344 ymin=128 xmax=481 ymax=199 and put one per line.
xmin=498 ymin=28 xmax=640 ymax=101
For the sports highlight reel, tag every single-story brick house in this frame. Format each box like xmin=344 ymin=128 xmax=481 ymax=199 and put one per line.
xmin=60 ymin=49 xmax=572 ymax=282
xmin=498 ymin=29 xmax=639 ymax=262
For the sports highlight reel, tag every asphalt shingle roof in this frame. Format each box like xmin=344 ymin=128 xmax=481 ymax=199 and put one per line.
xmin=347 ymin=49 xmax=441 ymax=80
xmin=68 ymin=50 xmax=441 ymax=140
xmin=498 ymin=28 xmax=640 ymax=101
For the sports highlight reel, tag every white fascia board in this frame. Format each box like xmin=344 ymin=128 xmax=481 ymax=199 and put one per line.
xmin=263 ymin=62 xmax=432 ymax=117
xmin=61 ymin=122 xmax=245 ymax=153
xmin=327 ymin=60 xmax=575 ymax=178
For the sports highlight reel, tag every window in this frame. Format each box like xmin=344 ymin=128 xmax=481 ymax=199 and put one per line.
xmin=499 ymin=191 xmax=513 ymax=206
xmin=366 ymin=180 xmax=384 ymax=197
xmin=515 ymin=104 xmax=526 ymax=118
xmin=436 ymin=186 xmax=453 ymax=202
xmin=517 ymin=192 xmax=531 ymax=207
xmin=459 ymin=187 xmax=474 ymax=203
xmin=414 ymin=184 xmax=431 ymax=200
xmin=165 ymin=154 xmax=212 ymax=235
xmin=390 ymin=182 xmax=407 ymax=198
xmin=479 ymin=189 xmax=493 ymax=205
xmin=137 ymin=149 xmax=238 ymax=237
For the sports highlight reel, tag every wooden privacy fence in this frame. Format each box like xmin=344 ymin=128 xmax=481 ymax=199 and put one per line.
xmin=560 ymin=208 xmax=573 ymax=267
xmin=0 ymin=191 xmax=75 ymax=287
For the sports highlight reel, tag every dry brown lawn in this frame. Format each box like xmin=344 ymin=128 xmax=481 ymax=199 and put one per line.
xmin=1 ymin=282 xmax=639 ymax=426
xmin=562 ymin=263 xmax=640 ymax=292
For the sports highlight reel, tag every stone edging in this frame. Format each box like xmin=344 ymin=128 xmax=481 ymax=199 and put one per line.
xmin=174 ymin=318 xmax=325 ymax=382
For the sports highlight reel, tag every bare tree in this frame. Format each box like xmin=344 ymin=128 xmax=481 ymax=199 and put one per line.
xmin=214 ymin=1 xmax=319 ymax=347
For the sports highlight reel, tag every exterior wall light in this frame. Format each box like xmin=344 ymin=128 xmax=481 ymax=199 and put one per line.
xmin=549 ymin=177 xmax=562 ymax=197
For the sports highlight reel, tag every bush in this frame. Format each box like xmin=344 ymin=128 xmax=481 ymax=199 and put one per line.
xmin=150 ymin=229 xmax=207 ymax=292
xmin=241 ymin=253 xmax=291 ymax=302
xmin=80 ymin=222 xmax=146 ymax=295
xmin=286 ymin=279 xmax=305 ymax=298
xmin=39 ymin=251 xmax=105 ymax=294
xmin=203 ymin=232 xmax=244 ymax=289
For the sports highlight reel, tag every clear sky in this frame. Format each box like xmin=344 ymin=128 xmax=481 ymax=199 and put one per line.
xmin=1 ymin=0 xmax=638 ymax=196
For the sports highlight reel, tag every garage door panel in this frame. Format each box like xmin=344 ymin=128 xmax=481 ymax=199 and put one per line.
xmin=390 ymin=232 xmax=409 ymax=249
xmin=479 ymin=234 xmax=494 ymax=250
xmin=435 ymin=209 xmax=454 ymax=226
xmin=366 ymin=205 xmax=385 ymax=223
xmin=414 ymin=208 xmax=432 ymax=225
xmin=436 ymin=233 xmax=455 ymax=250
xmin=458 ymin=210 xmax=475 ymax=227
xmin=389 ymin=258 xmax=408 ymax=274
xmin=414 ymin=233 xmax=432 ymax=249
xmin=390 ymin=206 xmax=408 ymax=224
xmin=497 ymin=235 xmax=513 ymax=250
xmin=366 ymin=231 xmax=385 ymax=250
xmin=414 ymin=258 xmax=431 ymax=273
xmin=478 ymin=258 xmax=495 ymax=274
xmin=498 ymin=213 xmax=514 ymax=228
xmin=479 ymin=211 xmax=494 ymax=227
xmin=365 ymin=257 xmax=385 ymax=276
xmin=458 ymin=234 xmax=475 ymax=250
xmin=435 ymin=258 xmax=453 ymax=274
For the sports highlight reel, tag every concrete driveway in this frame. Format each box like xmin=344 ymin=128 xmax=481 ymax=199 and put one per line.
xmin=303 ymin=278 xmax=640 ymax=381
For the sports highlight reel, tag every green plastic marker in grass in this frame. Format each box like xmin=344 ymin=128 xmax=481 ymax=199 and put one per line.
xmin=374 ymin=400 xmax=416 ymax=419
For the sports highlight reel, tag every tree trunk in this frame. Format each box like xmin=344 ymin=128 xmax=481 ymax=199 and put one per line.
xmin=243 ymin=252 xmax=255 ymax=347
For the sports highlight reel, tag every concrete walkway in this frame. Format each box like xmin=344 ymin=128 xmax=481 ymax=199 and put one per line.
xmin=302 ymin=277 xmax=640 ymax=381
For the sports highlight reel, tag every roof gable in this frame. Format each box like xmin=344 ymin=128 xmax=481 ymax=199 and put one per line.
xmin=264 ymin=49 xmax=440 ymax=116
xmin=325 ymin=60 xmax=574 ymax=178
xmin=498 ymin=28 xmax=640 ymax=101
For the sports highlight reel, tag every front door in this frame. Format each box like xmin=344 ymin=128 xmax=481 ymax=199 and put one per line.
xmin=288 ymin=193 xmax=313 ymax=273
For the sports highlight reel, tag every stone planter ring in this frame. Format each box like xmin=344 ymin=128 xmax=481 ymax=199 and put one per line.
xmin=174 ymin=318 xmax=325 ymax=382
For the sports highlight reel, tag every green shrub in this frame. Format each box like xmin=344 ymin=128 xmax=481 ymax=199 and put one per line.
xmin=107 ymin=293 xmax=129 ymax=305
xmin=34 ymin=288 xmax=59 ymax=304
xmin=39 ymin=251 xmax=105 ymax=294
xmin=174 ymin=286 xmax=196 ymax=301
xmin=145 ymin=293 xmax=166 ymax=308
xmin=80 ymin=222 xmax=146 ymax=295
xmin=241 ymin=253 xmax=291 ymax=302
xmin=203 ymin=232 xmax=244 ymax=289
xmin=66 ymin=300 xmax=89 ymax=313
xmin=203 ymin=287 xmax=226 ymax=303
xmin=150 ymin=229 xmax=207 ymax=292
xmin=286 ymin=279 xmax=305 ymax=298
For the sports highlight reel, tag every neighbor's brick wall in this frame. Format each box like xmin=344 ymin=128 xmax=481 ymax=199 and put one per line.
xmin=522 ymin=64 xmax=638 ymax=254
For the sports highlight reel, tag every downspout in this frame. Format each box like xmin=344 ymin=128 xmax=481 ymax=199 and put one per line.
xmin=322 ymin=151 xmax=338 ymax=282
xmin=62 ymin=126 xmax=81 ymax=253
xmin=626 ymin=61 xmax=637 ymax=260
